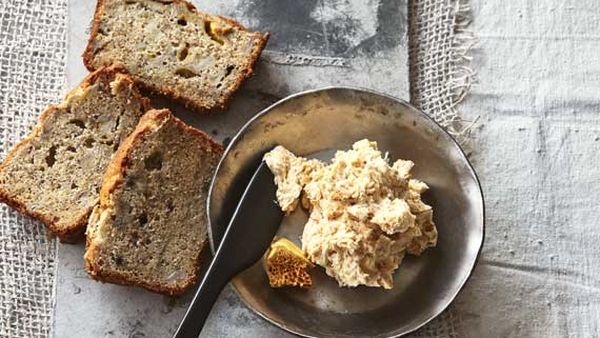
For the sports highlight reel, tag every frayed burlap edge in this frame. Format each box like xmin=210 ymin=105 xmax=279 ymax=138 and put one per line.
xmin=409 ymin=0 xmax=477 ymax=143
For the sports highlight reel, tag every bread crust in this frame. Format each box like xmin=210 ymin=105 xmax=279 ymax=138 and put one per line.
xmin=0 ymin=65 xmax=151 ymax=242
xmin=82 ymin=0 xmax=270 ymax=113
xmin=84 ymin=109 xmax=223 ymax=295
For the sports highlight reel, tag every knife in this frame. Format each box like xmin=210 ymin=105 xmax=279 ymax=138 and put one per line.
xmin=173 ymin=161 xmax=283 ymax=338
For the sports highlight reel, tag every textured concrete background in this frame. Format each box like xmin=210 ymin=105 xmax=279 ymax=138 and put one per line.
xmin=55 ymin=1 xmax=409 ymax=337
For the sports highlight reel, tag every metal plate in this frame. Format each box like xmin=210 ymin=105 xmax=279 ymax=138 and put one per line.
xmin=207 ymin=87 xmax=484 ymax=338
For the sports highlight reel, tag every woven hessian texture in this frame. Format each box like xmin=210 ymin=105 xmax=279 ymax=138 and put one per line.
xmin=409 ymin=0 xmax=475 ymax=140
xmin=0 ymin=0 xmax=67 ymax=337
xmin=0 ymin=0 xmax=472 ymax=337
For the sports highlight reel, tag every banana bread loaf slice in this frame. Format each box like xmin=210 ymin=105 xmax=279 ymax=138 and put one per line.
xmin=83 ymin=0 xmax=269 ymax=112
xmin=84 ymin=109 xmax=223 ymax=295
xmin=0 ymin=66 xmax=150 ymax=241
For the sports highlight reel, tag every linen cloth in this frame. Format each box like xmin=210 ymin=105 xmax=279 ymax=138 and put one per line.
xmin=450 ymin=1 xmax=600 ymax=336
xmin=0 ymin=0 xmax=473 ymax=337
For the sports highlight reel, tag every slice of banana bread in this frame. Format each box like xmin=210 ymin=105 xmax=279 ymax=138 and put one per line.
xmin=84 ymin=109 xmax=223 ymax=295
xmin=0 ymin=66 xmax=150 ymax=241
xmin=83 ymin=0 xmax=269 ymax=112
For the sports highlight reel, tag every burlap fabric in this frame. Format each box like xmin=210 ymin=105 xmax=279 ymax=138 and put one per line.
xmin=0 ymin=0 xmax=473 ymax=336
xmin=0 ymin=0 xmax=67 ymax=337
xmin=409 ymin=0 xmax=475 ymax=141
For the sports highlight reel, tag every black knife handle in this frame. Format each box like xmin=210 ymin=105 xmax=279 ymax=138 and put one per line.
xmin=172 ymin=247 xmax=233 ymax=338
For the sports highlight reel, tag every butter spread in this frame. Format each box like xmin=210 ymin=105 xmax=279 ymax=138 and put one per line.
xmin=264 ymin=139 xmax=437 ymax=289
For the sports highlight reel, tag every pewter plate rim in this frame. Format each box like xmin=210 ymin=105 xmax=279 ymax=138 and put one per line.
xmin=206 ymin=86 xmax=485 ymax=338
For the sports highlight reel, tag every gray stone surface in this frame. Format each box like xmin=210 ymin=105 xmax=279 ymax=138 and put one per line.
xmin=55 ymin=1 xmax=409 ymax=337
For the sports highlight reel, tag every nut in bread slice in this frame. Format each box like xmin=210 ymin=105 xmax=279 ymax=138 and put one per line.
xmin=85 ymin=109 xmax=223 ymax=295
xmin=84 ymin=0 xmax=269 ymax=112
xmin=0 ymin=66 xmax=150 ymax=241
xmin=265 ymin=237 xmax=314 ymax=288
